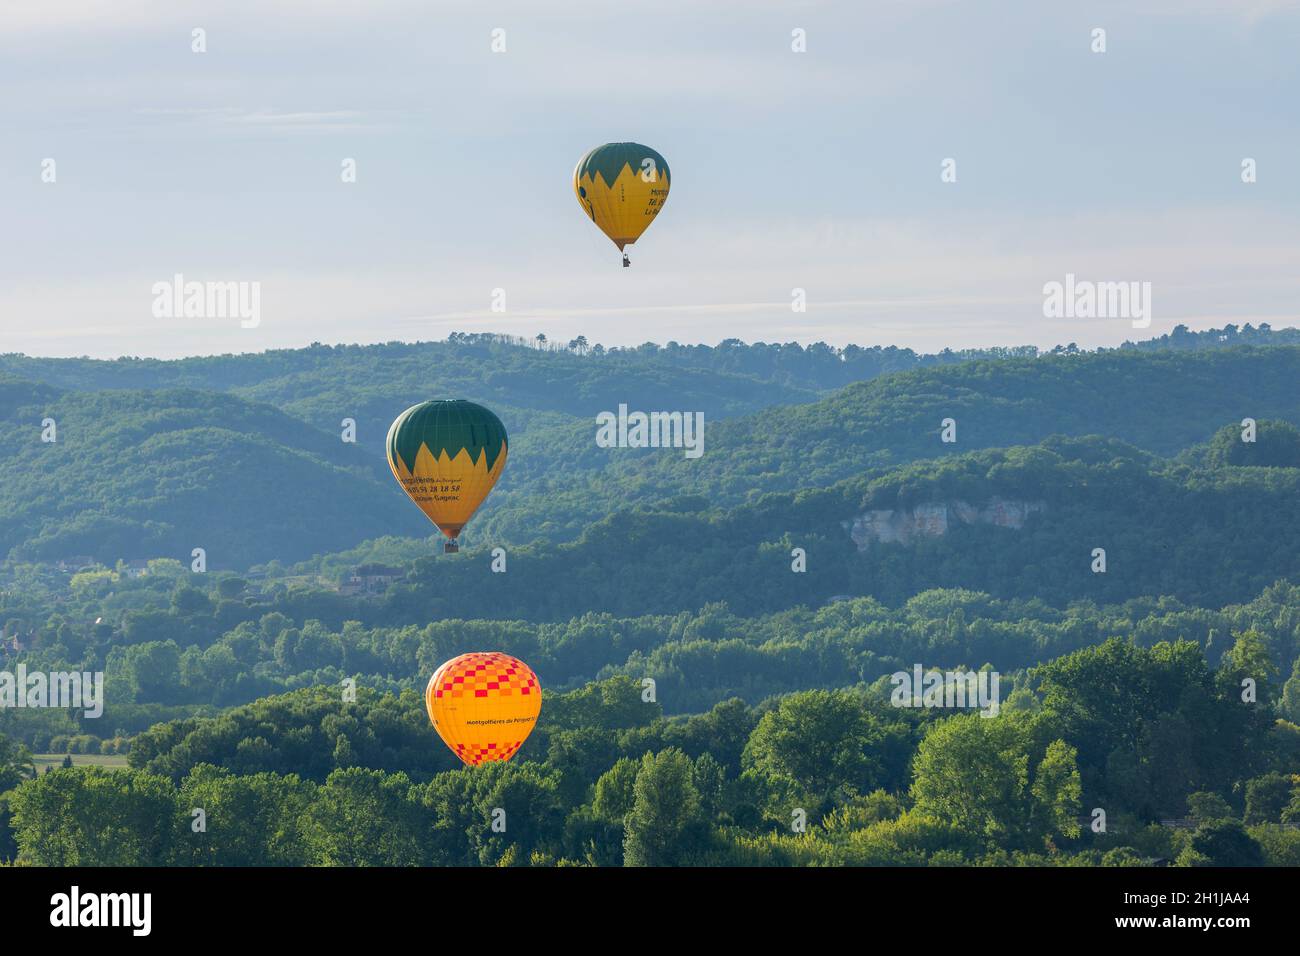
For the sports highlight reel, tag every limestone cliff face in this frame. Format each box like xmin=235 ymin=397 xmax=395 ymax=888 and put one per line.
xmin=843 ymin=497 xmax=1045 ymax=549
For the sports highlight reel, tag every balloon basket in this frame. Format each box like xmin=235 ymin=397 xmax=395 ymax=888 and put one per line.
xmin=444 ymin=541 xmax=459 ymax=554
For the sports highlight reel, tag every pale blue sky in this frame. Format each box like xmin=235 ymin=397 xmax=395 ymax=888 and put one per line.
xmin=2 ymin=0 xmax=1298 ymax=358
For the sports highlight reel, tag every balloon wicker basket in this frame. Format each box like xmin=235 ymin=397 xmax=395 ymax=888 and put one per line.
xmin=443 ymin=540 xmax=459 ymax=554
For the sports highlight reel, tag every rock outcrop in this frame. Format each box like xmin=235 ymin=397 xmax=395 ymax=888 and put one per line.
xmin=843 ymin=497 xmax=1045 ymax=549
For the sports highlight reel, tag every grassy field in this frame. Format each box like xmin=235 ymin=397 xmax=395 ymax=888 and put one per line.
xmin=31 ymin=753 xmax=130 ymax=772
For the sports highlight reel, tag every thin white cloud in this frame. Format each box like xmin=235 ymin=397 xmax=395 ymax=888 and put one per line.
xmin=131 ymin=107 xmax=389 ymax=134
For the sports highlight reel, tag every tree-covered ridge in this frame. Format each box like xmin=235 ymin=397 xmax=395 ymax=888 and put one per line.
xmin=476 ymin=345 xmax=1300 ymax=542
xmin=0 ymin=339 xmax=826 ymax=419
xmin=1185 ymin=419 xmax=1300 ymax=469
xmin=3 ymin=429 xmax=1299 ymax=620
xmin=364 ymin=434 xmax=1300 ymax=616
xmin=0 ymin=382 xmax=415 ymax=566
xmin=4 ymin=323 xmax=1293 ymax=401
xmin=5 ymin=345 xmax=1299 ymax=565
xmin=577 ymin=346 xmax=1300 ymax=510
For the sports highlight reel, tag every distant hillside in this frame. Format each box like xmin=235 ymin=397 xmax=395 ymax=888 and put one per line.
xmin=386 ymin=435 xmax=1300 ymax=619
xmin=0 ymin=380 xmax=415 ymax=567
xmin=0 ymin=338 xmax=825 ymax=420
xmin=3 ymin=342 xmax=1300 ymax=568
xmin=478 ymin=346 xmax=1300 ymax=541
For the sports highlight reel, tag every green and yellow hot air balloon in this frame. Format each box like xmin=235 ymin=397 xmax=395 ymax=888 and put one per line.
xmin=573 ymin=142 xmax=670 ymax=266
xmin=386 ymin=400 xmax=507 ymax=553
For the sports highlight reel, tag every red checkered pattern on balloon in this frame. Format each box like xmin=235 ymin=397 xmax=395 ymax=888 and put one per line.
xmin=434 ymin=653 xmax=538 ymax=700
xmin=456 ymin=740 xmax=525 ymax=765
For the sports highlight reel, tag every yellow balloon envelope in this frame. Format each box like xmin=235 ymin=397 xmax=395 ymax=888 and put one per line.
xmin=386 ymin=400 xmax=507 ymax=553
xmin=425 ymin=652 xmax=542 ymax=765
xmin=573 ymin=142 xmax=671 ymax=253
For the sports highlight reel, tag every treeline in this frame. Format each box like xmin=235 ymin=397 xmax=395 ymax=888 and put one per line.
xmin=5 ymin=632 xmax=1300 ymax=866
xmin=4 ymin=323 xmax=1293 ymax=402
xmin=6 ymin=580 xmax=1300 ymax=798
xmin=7 ymin=562 xmax=1300 ymax=733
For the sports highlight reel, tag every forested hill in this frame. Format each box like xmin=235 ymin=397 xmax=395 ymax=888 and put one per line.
xmin=3 ymin=342 xmax=1300 ymax=567
xmin=582 ymin=346 xmax=1300 ymax=502
xmin=14 ymin=431 xmax=1295 ymax=627
xmin=478 ymin=345 xmax=1300 ymax=542
xmin=0 ymin=381 xmax=412 ymax=566
xmin=387 ymin=432 xmax=1300 ymax=618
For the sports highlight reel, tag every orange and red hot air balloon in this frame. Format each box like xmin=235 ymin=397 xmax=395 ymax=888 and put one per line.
xmin=425 ymin=652 xmax=542 ymax=766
